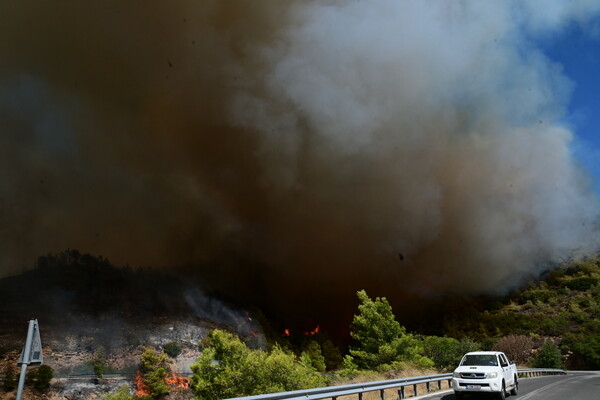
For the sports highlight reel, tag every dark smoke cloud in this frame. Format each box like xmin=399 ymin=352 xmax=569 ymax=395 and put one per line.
xmin=1 ymin=1 xmax=599 ymax=323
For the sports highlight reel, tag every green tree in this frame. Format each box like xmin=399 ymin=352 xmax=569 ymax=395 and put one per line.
xmin=91 ymin=347 xmax=107 ymax=378
xmin=530 ymin=342 xmax=563 ymax=369
xmin=573 ymin=335 xmax=600 ymax=368
xmin=102 ymin=385 xmax=136 ymax=400
xmin=2 ymin=365 xmax=17 ymax=392
xmin=301 ymin=341 xmax=326 ymax=372
xmin=190 ymin=329 xmax=325 ymax=400
xmin=321 ymin=339 xmax=343 ymax=371
xmin=139 ymin=347 xmax=171 ymax=399
xmin=348 ymin=290 xmax=432 ymax=370
xmin=34 ymin=365 xmax=54 ymax=393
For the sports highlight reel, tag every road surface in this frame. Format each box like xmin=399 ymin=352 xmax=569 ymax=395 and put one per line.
xmin=415 ymin=371 xmax=600 ymax=400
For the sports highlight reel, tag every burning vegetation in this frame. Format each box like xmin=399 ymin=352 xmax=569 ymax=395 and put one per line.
xmin=305 ymin=325 xmax=320 ymax=336
xmin=134 ymin=370 xmax=151 ymax=397
xmin=165 ymin=371 xmax=190 ymax=389
xmin=134 ymin=348 xmax=191 ymax=398
xmin=135 ymin=370 xmax=189 ymax=397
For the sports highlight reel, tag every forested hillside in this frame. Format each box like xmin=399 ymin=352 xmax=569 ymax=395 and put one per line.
xmin=443 ymin=256 xmax=600 ymax=369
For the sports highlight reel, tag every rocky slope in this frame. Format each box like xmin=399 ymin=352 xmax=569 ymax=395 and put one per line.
xmin=0 ymin=251 xmax=262 ymax=399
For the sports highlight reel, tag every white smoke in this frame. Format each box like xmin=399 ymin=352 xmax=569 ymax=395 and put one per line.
xmin=234 ymin=0 xmax=600 ymax=294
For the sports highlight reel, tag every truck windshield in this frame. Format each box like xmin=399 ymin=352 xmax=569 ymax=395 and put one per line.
xmin=460 ymin=355 xmax=498 ymax=366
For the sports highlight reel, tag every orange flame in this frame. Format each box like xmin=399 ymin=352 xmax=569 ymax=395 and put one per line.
xmin=304 ymin=325 xmax=320 ymax=336
xmin=166 ymin=371 xmax=190 ymax=389
xmin=136 ymin=370 xmax=189 ymax=396
xmin=135 ymin=370 xmax=151 ymax=397
xmin=282 ymin=328 xmax=291 ymax=337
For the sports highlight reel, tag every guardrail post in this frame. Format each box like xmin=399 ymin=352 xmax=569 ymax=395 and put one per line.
xmin=438 ymin=380 xmax=442 ymax=390
xmin=426 ymin=382 xmax=430 ymax=393
xmin=398 ymin=387 xmax=404 ymax=400
xmin=359 ymin=392 xmax=363 ymax=400
xmin=380 ymin=389 xmax=385 ymax=400
xmin=413 ymin=384 xmax=417 ymax=396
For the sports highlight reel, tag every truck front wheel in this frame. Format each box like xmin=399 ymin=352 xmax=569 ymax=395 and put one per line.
xmin=454 ymin=392 xmax=464 ymax=400
xmin=498 ymin=381 xmax=506 ymax=400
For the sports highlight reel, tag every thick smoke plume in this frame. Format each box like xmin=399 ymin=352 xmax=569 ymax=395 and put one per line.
xmin=1 ymin=1 xmax=599 ymax=323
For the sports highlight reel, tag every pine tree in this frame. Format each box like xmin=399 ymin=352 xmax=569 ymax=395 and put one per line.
xmin=301 ymin=341 xmax=326 ymax=372
xmin=139 ymin=348 xmax=171 ymax=398
xmin=348 ymin=290 xmax=432 ymax=370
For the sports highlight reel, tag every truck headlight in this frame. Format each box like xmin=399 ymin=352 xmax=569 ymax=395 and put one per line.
xmin=485 ymin=372 xmax=498 ymax=378
xmin=453 ymin=372 xmax=461 ymax=378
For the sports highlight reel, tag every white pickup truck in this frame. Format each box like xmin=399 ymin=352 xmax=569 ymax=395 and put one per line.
xmin=452 ymin=351 xmax=518 ymax=399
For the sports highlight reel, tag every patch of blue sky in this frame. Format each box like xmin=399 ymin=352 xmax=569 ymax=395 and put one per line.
xmin=537 ymin=20 xmax=600 ymax=192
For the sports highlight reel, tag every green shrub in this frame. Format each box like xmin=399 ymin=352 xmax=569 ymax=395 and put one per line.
xmin=457 ymin=337 xmax=481 ymax=356
xmin=520 ymin=290 xmax=553 ymax=305
xmin=190 ymin=329 xmax=325 ymax=400
xmin=163 ymin=342 xmax=183 ymax=358
xmin=565 ymin=277 xmax=599 ymax=291
xmin=530 ymin=342 xmax=563 ymax=369
xmin=538 ymin=315 xmax=569 ymax=336
xmin=102 ymin=385 xmax=136 ymax=400
xmin=573 ymin=335 xmax=600 ymax=368
xmin=33 ymin=365 xmax=54 ymax=393
xmin=423 ymin=336 xmax=461 ymax=368
xmin=2 ymin=365 xmax=17 ymax=392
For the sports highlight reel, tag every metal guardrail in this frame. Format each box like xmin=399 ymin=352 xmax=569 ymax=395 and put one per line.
xmin=222 ymin=369 xmax=567 ymax=400
xmin=517 ymin=368 xmax=566 ymax=377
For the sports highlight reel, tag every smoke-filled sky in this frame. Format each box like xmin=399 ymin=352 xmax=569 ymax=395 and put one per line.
xmin=1 ymin=1 xmax=600 ymax=322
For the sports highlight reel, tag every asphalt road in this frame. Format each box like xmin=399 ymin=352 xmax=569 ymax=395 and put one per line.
xmin=414 ymin=371 xmax=600 ymax=400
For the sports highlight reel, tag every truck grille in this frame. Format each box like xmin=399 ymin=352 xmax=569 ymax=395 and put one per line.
xmin=459 ymin=372 xmax=486 ymax=379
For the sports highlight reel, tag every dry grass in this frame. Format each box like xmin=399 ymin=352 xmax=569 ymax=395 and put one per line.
xmin=328 ymin=367 xmax=451 ymax=400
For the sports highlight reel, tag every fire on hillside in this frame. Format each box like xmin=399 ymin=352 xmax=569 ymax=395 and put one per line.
xmin=135 ymin=370 xmax=189 ymax=397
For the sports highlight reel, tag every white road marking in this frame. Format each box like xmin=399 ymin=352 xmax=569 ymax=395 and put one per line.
xmin=516 ymin=376 xmax=579 ymax=400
